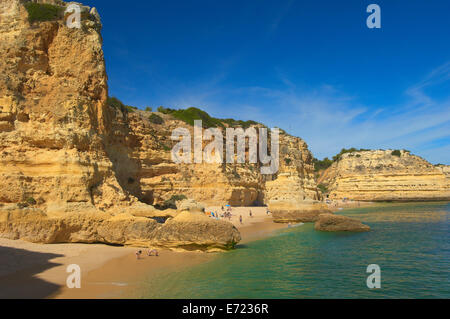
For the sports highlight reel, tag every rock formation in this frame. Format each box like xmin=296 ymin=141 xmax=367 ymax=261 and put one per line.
xmin=0 ymin=0 xmax=321 ymax=248
xmin=314 ymin=213 xmax=371 ymax=232
xmin=0 ymin=205 xmax=240 ymax=251
xmin=319 ymin=150 xmax=450 ymax=202
xmin=270 ymin=201 xmax=331 ymax=223
xmin=121 ymin=112 xmax=322 ymax=208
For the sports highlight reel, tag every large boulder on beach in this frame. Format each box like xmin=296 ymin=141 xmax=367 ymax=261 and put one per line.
xmin=0 ymin=207 xmax=159 ymax=245
xmin=0 ymin=205 xmax=241 ymax=251
xmin=151 ymin=211 xmax=241 ymax=252
xmin=314 ymin=213 xmax=371 ymax=232
xmin=271 ymin=201 xmax=331 ymax=223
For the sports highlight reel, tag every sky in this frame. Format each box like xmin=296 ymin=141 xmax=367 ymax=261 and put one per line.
xmin=81 ymin=0 xmax=450 ymax=164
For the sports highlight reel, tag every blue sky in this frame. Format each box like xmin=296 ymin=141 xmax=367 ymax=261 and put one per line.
xmin=82 ymin=0 xmax=450 ymax=164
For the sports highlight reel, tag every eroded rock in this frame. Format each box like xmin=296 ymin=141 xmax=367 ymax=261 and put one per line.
xmin=0 ymin=207 xmax=240 ymax=251
xmin=314 ymin=213 xmax=371 ymax=232
xmin=271 ymin=201 xmax=331 ymax=223
xmin=319 ymin=150 xmax=450 ymax=202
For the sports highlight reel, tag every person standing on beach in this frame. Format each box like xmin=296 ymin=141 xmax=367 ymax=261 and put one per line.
xmin=136 ymin=250 xmax=142 ymax=260
xmin=249 ymin=210 xmax=253 ymax=218
xmin=239 ymin=215 xmax=243 ymax=224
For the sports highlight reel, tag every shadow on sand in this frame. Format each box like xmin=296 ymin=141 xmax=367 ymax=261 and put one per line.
xmin=0 ymin=245 xmax=64 ymax=299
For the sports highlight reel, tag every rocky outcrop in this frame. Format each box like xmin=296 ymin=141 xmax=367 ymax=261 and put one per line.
xmin=0 ymin=0 xmax=245 ymax=250
xmin=319 ymin=150 xmax=450 ymax=202
xmin=0 ymin=0 xmax=324 ymax=249
xmin=0 ymin=205 xmax=240 ymax=251
xmin=263 ymin=135 xmax=328 ymax=223
xmin=314 ymin=213 xmax=371 ymax=232
xmin=0 ymin=206 xmax=159 ymax=246
xmin=121 ymin=112 xmax=321 ymax=207
xmin=271 ymin=201 xmax=330 ymax=223
xmin=0 ymin=0 xmax=131 ymax=210
xmin=150 ymin=211 xmax=241 ymax=251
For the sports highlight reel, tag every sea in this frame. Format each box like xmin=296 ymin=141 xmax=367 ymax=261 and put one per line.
xmin=134 ymin=202 xmax=449 ymax=299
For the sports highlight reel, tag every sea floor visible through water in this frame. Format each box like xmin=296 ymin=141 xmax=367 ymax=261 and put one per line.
xmin=131 ymin=202 xmax=450 ymax=299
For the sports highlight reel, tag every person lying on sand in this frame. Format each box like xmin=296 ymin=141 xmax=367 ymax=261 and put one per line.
xmin=147 ymin=249 xmax=159 ymax=256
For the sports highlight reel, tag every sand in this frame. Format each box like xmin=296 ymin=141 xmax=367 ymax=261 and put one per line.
xmin=0 ymin=207 xmax=286 ymax=299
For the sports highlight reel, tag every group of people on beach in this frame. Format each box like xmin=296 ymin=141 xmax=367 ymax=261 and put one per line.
xmin=135 ymin=248 xmax=159 ymax=260
xmin=205 ymin=206 xmax=272 ymax=225
xmin=206 ymin=206 xmax=234 ymax=221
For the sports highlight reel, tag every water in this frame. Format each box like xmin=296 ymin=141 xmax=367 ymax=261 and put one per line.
xmin=136 ymin=202 xmax=450 ymax=299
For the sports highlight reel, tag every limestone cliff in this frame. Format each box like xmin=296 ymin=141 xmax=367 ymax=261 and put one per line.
xmin=319 ymin=150 xmax=450 ymax=202
xmin=117 ymin=112 xmax=322 ymax=207
xmin=0 ymin=0 xmax=131 ymax=212
xmin=0 ymin=0 xmax=320 ymax=247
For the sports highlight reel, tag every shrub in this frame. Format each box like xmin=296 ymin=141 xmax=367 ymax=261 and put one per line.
xmin=156 ymin=106 xmax=262 ymax=129
xmin=169 ymin=107 xmax=224 ymax=128
xmin=157 ymin=106 xmax=174 ymax=114
xmin=391 ymin=150 xmax=402 ymax=157
xmin=222 ymin=118 xmax=259 ymax=129
xmin=18 ymin=197 xmax=36 ymax=209
xmin=125 ymin=105 xmax=137 ymax=113
xmin=107 ymin=96 xmax=127 ymax=113
xmin=317 ymin=184 xmax=328 ymax=194
xmin=284 ymin=158 xmax=292 ymax=165
xmin=145 ymin=106 xmax=153 ymax=112
xmin=332 ymin=148 xmax=370 ymax=162
xmin=107 ymin=97 xmax=138 ymax=114
xmin=26 ymin=197 xmax=37 ymax=205
xmin=24 ymin=3 xmax=63 ymax=23
xmin=160 ymin=143 xmax=171 ymax=151
xmin=313 ymin=157 xmax=333 ymax=172
xmin=149 ymin=113 xmax=164 ymax=125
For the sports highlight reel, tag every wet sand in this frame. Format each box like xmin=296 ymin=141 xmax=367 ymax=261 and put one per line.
xmin=0 ymin=207 xmax=285 ymax=299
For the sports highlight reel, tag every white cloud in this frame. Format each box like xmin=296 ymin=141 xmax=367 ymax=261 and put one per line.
xmin=162 ymin=62 xmax=450 ymax=164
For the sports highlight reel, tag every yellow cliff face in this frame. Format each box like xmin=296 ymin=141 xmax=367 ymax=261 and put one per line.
xmin=0 ymin=0 xmax=320 ymax=248
xmin=0 ymin=0 xmax=129 ymax=210
xmin=110 ymin=111 xmax=321 ymax=208
xmin=320 ymin=150 xmax=450 ymax=202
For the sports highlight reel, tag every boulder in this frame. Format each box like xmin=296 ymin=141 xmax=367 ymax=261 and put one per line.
xmin=0 ymin=206 xmax=241 ymax=251
xmin=151 ymin=211 xmax=241 ymax=251
xmin=271 ymin=201 xmax=331 ymax=223
xmin=0 ymin=207 xmax=159 ymax=245
xmin=314 ymin=213 xmax=371 ymax=232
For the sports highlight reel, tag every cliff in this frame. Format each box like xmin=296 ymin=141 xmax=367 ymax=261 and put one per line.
xmin=319 ymin=150 xmax=450 ymax=202
xmin=0 ymin=0 xmax=321 ymax=248
xmin=119 ymin=111 xmax=321 ymax=207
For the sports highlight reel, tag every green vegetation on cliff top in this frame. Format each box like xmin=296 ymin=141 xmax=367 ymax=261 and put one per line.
xmin=314 ymin=148 xmax=411 ymax=171
xmin=157 ymin=106 xmax=260 ymax=129
xmin=107 ymin=96 xmax=137 ymax=113
xmin=24 ymin=3 xmax=64 ymax=23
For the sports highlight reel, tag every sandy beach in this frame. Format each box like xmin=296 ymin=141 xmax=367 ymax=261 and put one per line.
xmin=0 ymin=207 xmax=286 ymax=299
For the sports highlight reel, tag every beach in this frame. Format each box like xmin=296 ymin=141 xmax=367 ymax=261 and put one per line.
xmin=0 ymin=207 xmax=285 ymax=299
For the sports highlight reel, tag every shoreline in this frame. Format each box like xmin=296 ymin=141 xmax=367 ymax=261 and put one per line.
xmin=0 ymin=207 xmax=286 ymax=299
xmin=0 ymin=202 xmax=383 ymax=299
xmin=55 ymin=208 xmax=287 ymax=299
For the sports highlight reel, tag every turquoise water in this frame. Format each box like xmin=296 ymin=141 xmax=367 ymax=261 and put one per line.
xmin=136 ymin=202 xmax=450 ymax=298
